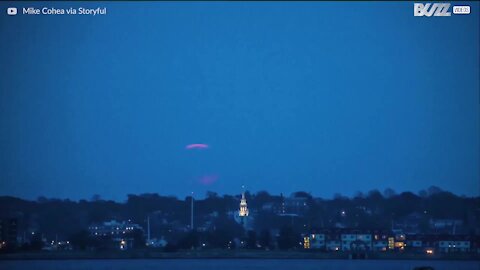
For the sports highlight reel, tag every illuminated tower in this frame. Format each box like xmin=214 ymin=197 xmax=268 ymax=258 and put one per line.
xmin=239 ymin=192 xmax=249 ymax=217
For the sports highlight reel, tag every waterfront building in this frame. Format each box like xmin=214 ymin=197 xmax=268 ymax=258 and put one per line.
xmin=341 ymin=230 xmax=372 ymax=251
xmin=0 ymin=218 xmax=17 ymax=250
xmin=437 ymin=235 xmax=471 ymax=253
xmin=88 ymin=220 xmax=144 ymax=237
xmin=303 ymin=233 xmax=326 ymax=249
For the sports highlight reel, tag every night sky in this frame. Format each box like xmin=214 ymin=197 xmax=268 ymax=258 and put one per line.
xmin=0 ymin=2 xmax=479 ymax=201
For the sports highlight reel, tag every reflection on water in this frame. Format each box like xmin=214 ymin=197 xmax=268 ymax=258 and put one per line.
xmin=1 ymin=259 xmax=479 ymax=270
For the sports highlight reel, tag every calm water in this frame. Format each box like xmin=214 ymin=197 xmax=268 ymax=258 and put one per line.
xmin=0 ymin=259 xmax=479 ymax=270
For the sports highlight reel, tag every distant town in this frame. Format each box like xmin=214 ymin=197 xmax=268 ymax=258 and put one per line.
xmin=1 ymin=186 xmax=479 ymax=259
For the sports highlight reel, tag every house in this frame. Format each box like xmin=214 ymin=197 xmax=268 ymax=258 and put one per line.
xmin=372 ymin=239 xmax=388 ymax=252
xmin=88 ymin=220 xmax=144 ymax=237
xmin=393 ymin=212 xmax=424 ymax=235
xmin=414 ymin=234 xmax=472 ymax=254
xmin=473 ymin=235 xmax=480 ymax=254
xmin=437 ymin=235 xmax=471 ymax=253
xmin=325 ymin=234 xmax=341 ymax=252
xmin=87 ymin=220 xmax=144 ymax=251
xmin=393 ymin=234 xmax=406 ymax=251
xmin=146 ymin=237 xmax=167 ymax=248
xmin=370 ymin=230 xmax=390 ymax=252
xmin=261 ymin=202 xmax=285 ymax=215
xmin=88 ymin=220 xmax=143 ymax=236
xmin=303 ymin=233 xmax=325 ymax=249
xmin=283 ymin=197 xmax=309 ymax=216
xmin=405 ymin=235 xmax=423 ymax=252
xmin=429 ymin=219 xmax=464 ymax=234
xmin=326 ymin=240 xmax=341 ymax=251
xmin=42 ymin=240 xmax=73 ymax=251
xmin=340 ymin=230 xmax=372 ymax=251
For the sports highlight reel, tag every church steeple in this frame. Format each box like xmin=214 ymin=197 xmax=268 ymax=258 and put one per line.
xmin=239 ymin=192 xmax=249 ymax=217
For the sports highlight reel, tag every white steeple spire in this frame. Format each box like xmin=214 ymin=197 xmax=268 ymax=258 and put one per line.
xmin=239 ymin=190 xmax=249 ymax=217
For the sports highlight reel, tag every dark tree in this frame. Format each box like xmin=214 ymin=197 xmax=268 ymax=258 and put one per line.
xmin=259 ymin=229 xmax=272 ymax=250
xmin=128 ymin=228 xmax=146 ymax=249
xmin=277 ymin=226 xmax=298 ymax=250
xmin=246 ymin=230 xmax=257 ymax=249
xmin=383 ymin=188 xmax=396 ymax=198
xmin=68 ymin=230 xmax=91 ymax=250
xmin=178 ymin=231 xmax=199 ymax=250
xmin=206 ymin=229 xmax=232 ymax=249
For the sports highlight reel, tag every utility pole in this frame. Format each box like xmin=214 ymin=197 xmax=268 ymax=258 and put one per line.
xmin=190 ymin=192 xmax=194 ymax=230
xmin=147 ymin=215 xmax=151 ymax=243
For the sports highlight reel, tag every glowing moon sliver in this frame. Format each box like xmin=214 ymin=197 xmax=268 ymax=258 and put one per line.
xmin=185 ymin=144 xmax=209 ymax=150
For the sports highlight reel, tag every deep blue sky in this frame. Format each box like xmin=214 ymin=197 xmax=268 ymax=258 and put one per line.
xmin=0 ymin=2 xmax=479 ymax=201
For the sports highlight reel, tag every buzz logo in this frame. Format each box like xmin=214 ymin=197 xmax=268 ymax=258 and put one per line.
xmin=414 ymin=3 xmax=451 ymax=17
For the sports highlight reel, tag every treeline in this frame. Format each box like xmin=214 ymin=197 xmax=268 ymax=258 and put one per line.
xmin=0 ymin=186 xmax=479 ymax=250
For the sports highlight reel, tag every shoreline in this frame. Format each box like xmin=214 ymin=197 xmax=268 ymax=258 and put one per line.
xmin=1 ymin=250 xmax=479 ymax=261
